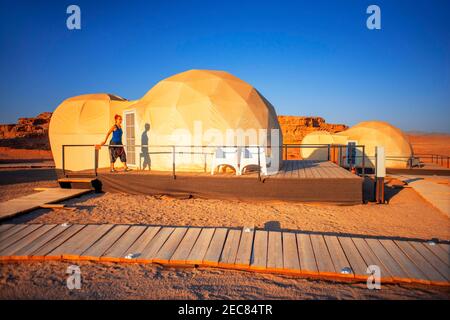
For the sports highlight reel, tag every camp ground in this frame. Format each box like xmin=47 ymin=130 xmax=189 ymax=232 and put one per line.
xmin=0 ymin=1 xmax=449 ymax=303
xmin=46 ymin=70 xmax=421 ymax=203
xmin=0 ymin=69 xmax=449 ymax=298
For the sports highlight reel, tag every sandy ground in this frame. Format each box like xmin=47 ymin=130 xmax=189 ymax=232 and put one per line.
xmin=0 ymin=147 xmax=52 ymax=162
xmin=407 ymin=134 xmax=450 ymax=157
xmin=0 ymin=261 xmax=449 ymax=300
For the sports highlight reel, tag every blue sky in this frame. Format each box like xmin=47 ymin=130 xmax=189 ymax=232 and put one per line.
xmin=0 ymin=0 xmax=449 ymax=132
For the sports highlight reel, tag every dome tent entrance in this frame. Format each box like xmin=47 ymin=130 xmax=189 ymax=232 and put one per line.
xmin=49 ymin=70 xmax=282 ymax=173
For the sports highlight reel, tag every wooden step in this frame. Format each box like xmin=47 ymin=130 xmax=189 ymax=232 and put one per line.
xmin=58 ymin=177 xmax=102 ymax=193
xmin=58 ymin=178 xmax=96 ymax=183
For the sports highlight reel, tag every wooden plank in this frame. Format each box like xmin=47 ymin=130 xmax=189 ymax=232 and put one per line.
xmin=352 ymin=237 xmax=394 ymax=282
xmin=324 ymin=235 xmax=353 ymax=278
xmin=437 ymin=243 xmax=450 ymax=265
xmin=409 ymin=242 xmax=450 ymax=282
xmin=267 ymin=231 xmax=283 ymax=271
xmin=379 ymin=239 xmax=428 ymax=283
xmin=282 ymin=232 xmax=300 ymax=273
xmin=0 ymin=224 xmax=57 ymax=259
xmin=203 ymin=228 xmax=228 ymax=266
xmin=0 ymin=224 xmax=42 ymax=252
xmin=296 ymin=233 xmax=318 ymax=275
xmin=10 ymin=224 xmax=72 ymax=259
xmin=32 ymin=224 xmax=86 ymax=259
xmin=287 ymin=160 xmax=295 ymax=179
xmin=290 ymin=161 xmax=299 ymax=179
xmin=307 ymin=160 xmax=322 ymax=178
xmin=153 ymin=227 xmax=188 ymax=264
xmin=309 ymin=234 xmax=335 ymax=276
xmin=62 ymin=224 xmax=113 ymax=260
xmin=80 ymin=225 xmax=130 ymax=261
xmin=185 ymin=228 xmax=215 ymax=265
xmin=0 ymin=224 xmax=29 ymax=242
xmin=426 ymin=242 xmax=450 ymax=266
xmin=170 ymin=227 xmax=202 ymax=265
xmin=219 ymin=229 xmax=242 ymax=268
xmin=338 ymin=236 xmax=368 ymax=279
xmin=0 ymin=188 xmax=90 ymax=220
xmin=137 ymin=227 xmax=175 ymax=263
xmin=58 ymin=178 xmax=95 ymax=183
xmin=40 ymin=204 xmax=65 ymax=209
xmin=124 ymin=226 xmax=161 ymax=261
xmin=317 ymin=162 xmax=339 ymax=178
xmin=297 ymin=160 xmax=306 ymax=179
xmin=234 ymin=227 xmax=255 ymax=269
xmin=250 ymin=230 xmax=268 ymax=270
xmin=100 ymin=225 xmax=147 ymax=262
xmin=46 ymin=224 xmax=112 ymax=260
xmin=315 ymin=161 xmax=330 ymax=178
xmin=302 ymin=161 xmax=313 ymax=178
xmin=364 ymin=238 xmax=411 ymax=282
xmin=0 ymin=224 xmax=15 ymax=233
xmin=395 ymin=240 xmax=449 ymax=285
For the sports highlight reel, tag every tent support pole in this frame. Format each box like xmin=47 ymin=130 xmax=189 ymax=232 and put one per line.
xmin=257 ymin=146 xmax=261 ymax=182
xmin=172 ymin=146 xmax=176 ymax=180
xmin=62 ymin=145 xmax=66 ymax=177
xmin=361 ymin=145 xmax=365 ymax=178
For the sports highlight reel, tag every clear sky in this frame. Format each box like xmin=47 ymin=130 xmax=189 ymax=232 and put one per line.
xmin=0 ymin=0 xmax=449 ymax=132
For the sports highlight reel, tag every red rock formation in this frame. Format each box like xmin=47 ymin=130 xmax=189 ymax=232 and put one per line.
xmin=278 ymin=115 xmax=348 ymax=159
xmin=0 ymin=112 xmax=52 ymax=149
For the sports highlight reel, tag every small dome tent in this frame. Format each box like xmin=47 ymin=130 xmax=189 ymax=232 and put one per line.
xmin=300 ymin=131 xmax=346 ymax=160
xmin=49 ymin=70 xmax=282 ymax=172
xmin=337 ymin=121 xmax=414 ymax=168
xmin=49 ymin=94 xmax=134 ymax=171
xmin=300 ymin=121 xmax=414 ymax=168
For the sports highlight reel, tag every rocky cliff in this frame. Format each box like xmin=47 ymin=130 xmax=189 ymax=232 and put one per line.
xmin=0 ymin=112 xmax=52 ymax=149
xmin=277 ymin=115 xmax=348 ymax=159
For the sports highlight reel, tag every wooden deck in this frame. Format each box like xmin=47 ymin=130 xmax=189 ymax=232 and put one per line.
xmin=93 ymin=160 xmax=358 ymax=179
xmin=87 ymin=160 xmax=363 ymax=203
xmin=0 ymin=188 xmax=91 ymax=221
xmin=0 ymin=223 xmax=448 ymax=286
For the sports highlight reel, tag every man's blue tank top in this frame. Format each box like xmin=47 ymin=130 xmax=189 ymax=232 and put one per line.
xmin=111 ymin=125 xmax=123 ymax=144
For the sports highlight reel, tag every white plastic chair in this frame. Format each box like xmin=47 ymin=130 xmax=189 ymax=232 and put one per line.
xmin=210 ymin=147 xmax=241 ymax=175
xmin=239 ymin=146 xmax=267 ymax=176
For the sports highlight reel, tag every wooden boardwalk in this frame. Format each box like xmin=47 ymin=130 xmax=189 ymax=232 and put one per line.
xmin=0 ymin=188 xmax=91 ymax=220
xmin=0 ymin=223 xmax=448 ymax=286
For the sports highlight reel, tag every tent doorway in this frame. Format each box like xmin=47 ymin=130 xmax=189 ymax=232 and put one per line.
xmin=123 ymin=110 xmax=136 ymax=166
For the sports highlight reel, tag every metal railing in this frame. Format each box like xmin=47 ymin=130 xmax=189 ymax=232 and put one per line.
xmin=414 ymin=153 xmax=450 ymax=168
xmin=61 ymin=143 xmax=368 ymax=181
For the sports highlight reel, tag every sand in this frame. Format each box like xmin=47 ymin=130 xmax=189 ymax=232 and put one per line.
xmin=0 ymin=261 xmax=448 ymax=300
xmin=407 ymin=133 xmax=450 ymax=157
xmin=0 ymin=147 xmax=52 ymax=162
